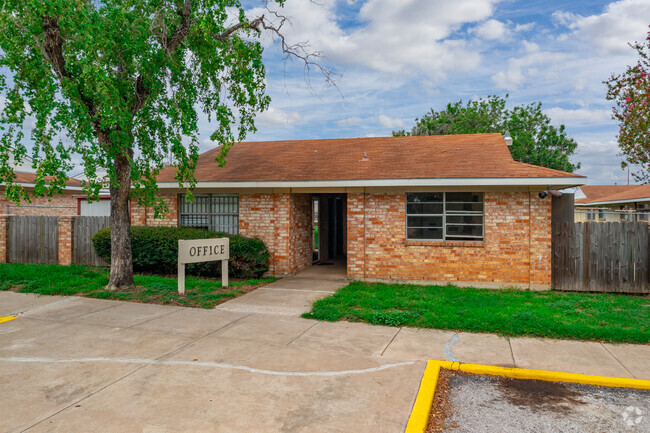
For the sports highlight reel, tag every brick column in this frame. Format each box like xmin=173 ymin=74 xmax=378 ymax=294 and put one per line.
xmin=58 ymin=216 xmax=75 ymax=266
xmin=346 ymin=193 xmax=366 ymax=279
xmin=0 ymin=214 xmax=9 ymax=263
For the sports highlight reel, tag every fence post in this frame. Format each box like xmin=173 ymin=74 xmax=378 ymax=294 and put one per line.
xmin=58 ymin=216 xmax=75 ymax=266
xmin=0 ymin=214 xmax=9 ymax=263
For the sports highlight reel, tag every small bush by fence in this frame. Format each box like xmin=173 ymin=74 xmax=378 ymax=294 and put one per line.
xmin=91 ymin=226 xmax=269 ymax=278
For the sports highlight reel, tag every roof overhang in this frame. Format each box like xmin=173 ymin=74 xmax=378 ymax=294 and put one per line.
xmin=4 ymin=182 xmax=85 ymax=191
xmin=575 ymin=197 xmax=650 ymax=206
xmin=157 ymin=176 xmax=587 ymax=190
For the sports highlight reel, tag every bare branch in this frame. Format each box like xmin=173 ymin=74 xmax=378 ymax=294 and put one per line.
xmin=214 ymin=16 xmax=264 ymax=42
xmin=214 ymin=10 xmax=340 ymax=90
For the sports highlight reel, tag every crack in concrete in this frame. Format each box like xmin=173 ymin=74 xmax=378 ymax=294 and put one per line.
xmin=10 ymin=297 xmax=76 ymax=316
xmin=444 ymin=332 xmax=460 ymax=363
xmin=0 ymin=356 xmax=415 ymax=377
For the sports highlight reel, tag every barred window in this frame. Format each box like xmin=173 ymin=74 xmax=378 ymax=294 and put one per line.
xmin=179 ymin=194 xmax=239 ymax=234
xmin=406 ymin=192 xmax=484 ymax=241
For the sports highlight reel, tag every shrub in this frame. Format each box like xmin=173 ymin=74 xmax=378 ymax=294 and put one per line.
xmin=91 ymin=226 xmax=269 ymax=278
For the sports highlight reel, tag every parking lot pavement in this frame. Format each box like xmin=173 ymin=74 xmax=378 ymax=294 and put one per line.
xmin=1 ymin=290 xmax=648 ymax=432
xmin=0 ymin=292 xmax=424 ymax=433
xmin=442 ymin=373 xmax=649 ymax=433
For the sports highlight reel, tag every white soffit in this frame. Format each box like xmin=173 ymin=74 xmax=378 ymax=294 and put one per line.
xmin=157 ymin=177 xmax=587 ymax=189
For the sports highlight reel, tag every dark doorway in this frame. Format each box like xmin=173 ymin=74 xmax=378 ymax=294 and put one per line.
xmin=316 ymin=193 xmax=347 ymax=263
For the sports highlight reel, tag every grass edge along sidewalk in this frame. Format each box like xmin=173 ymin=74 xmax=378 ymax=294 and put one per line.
xmin=0 ymin=263 xmax=275 ymax=309
xmin=302 ymin=281 xmax=650 ymax=344
xmin=405 ymin=360 xmax=650 ymax=433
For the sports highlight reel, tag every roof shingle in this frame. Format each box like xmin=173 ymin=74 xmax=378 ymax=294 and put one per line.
xmin=157 ymin=134 xmax=584 ymax=183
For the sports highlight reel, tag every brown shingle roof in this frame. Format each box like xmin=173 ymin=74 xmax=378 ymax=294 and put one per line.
xmin=575 ymin=185 xmax=638 ymax=204
xmin=158 ymin=134 xmax=583 ymax=184
xmin=577 ymin=184 xmax=650 ymax=205
xmin=9 ymin=172 xmax=83 ymax=188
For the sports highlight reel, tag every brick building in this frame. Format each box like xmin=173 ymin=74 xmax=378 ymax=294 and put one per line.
xmin=137 ymin=133 xmax=585 ymax=290
xmin=0 ymin=172 xmax=82 ymax=216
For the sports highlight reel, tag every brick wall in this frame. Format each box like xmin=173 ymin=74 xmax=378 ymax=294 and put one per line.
xmin=289 ymin=194 xmax=313 ymax=273
xmin=347 ymin=191 xmax=552 ymax=289
xmin=130 ymin=193 xmax=178 ymax=227
xmin=239 ymin=192 xmax=312 ymax=277
xmin=57 ymin=216 xmax=75 ymax=265
xmin=0 ymin=215 xmax=8 ymax=263
xmin=0 ymin=190 xmax=78 ymax=216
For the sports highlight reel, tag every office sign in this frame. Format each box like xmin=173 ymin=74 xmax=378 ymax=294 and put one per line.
xmin=178 ymin=238 xmax=229 ymax=294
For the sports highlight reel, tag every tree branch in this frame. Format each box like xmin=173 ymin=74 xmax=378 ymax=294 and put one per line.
xmin=165 ymin=0 xmax=193 ymax=53
xmin=214 ymin=10 xmax=340 ymax=89
xmin=41 ymin=15 xmax=108 ymax=141
xmin=132 ymin=0 xmax=193 ymax=117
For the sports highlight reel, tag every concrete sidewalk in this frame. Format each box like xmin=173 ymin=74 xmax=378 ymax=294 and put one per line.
xmin=0 ymin=270 xmax=648 ymax=432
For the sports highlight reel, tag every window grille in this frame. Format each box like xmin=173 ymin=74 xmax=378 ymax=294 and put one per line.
xmin=406 ymin=192 xmax=484 ymax=241
xmin=178 ymin=194 xmax=239 ymax=234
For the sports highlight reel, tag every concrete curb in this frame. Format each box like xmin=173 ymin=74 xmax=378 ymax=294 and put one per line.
xmin=405 ymin=359 xmax=650 ymax=433
xmin=0 ymin=316 xmax=18 ymax=324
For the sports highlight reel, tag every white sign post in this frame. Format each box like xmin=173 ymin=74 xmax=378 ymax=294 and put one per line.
xmin=178 ymin=238 xmax=230 ymax=295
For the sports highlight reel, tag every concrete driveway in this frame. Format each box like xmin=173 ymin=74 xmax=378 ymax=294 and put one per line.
xmin=1 ymin=266 xmax=648 ymax=433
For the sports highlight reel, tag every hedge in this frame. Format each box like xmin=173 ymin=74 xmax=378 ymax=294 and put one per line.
xmin=91 ymin=226 xmax=269 ymax=278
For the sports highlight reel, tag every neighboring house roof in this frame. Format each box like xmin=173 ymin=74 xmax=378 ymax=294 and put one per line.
xmin=576 ymin=184 xmax=650 ymax=206
xmin=157 ymin=134 xmax=585 ymax=188
xmin=575 ymin=185 xmax=638 ymax=204
xmin=2 ymin=171 xmax=84 ymax=190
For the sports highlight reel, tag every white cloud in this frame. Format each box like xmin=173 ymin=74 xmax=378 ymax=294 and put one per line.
xmin=336 ymin=116 xmax=364 ymax=127
xmin=554 ymin=0 xmax=650 ymax=55
xmin=514 ymin=22 xmax=535 ymax=33
xmin=574 ymin=137 xmax=627 ymax=184
xmin=544 ymin=107 xmax=612 ymax=125
xmin=377 ymin=114 xmax=404 ymax=129
xmin=255 ymin=107 xmax=302 ymax=127
xmin=491 ymin=44 xmax=569 ymax=89
xmin=255 ymin=0 xmax=501 ymax=79
xmin=474 ymin=19 xmax=508 ymax=40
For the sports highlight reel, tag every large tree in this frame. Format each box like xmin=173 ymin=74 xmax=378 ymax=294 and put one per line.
xmin=394 ymin=95 xmax=580 ymax=173
xmin=0 ymin=0 xmax=331 ymax=290
xmin=605 ymin=28 xmax=650 ymax=183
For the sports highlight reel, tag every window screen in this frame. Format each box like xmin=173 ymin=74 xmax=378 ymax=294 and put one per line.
xmin=179 ymin=194 xmax=239 ymax=234
xmin=406 ymin=192 xmax=484 ymax=241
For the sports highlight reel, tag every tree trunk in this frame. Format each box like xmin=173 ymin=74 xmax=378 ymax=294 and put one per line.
xmin=106 ymin=153 xmax=134 ymax=291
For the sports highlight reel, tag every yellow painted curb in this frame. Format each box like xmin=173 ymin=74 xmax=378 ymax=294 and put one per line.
xmin=405 ymin=360 xmax=650 ymax=433
xmin=456 ymin=363 xmax=650 ymax=390
xmin=0 ymin=316 xmax=18 ymax=324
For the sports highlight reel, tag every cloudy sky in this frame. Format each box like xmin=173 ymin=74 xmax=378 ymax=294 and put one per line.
xmin=199 ymin=0 xmax=649 ymax=185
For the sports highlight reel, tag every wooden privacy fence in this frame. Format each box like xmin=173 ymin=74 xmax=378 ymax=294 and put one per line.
xmin=73 ymin=216 xmax=110 ymax=266
xmin=552 ymin=222 xmax=649 ymax=293
xmin=8 ymin=216 xmax=59 ymax=264
xmin=3 ymin=215 xmax=109 ymax=266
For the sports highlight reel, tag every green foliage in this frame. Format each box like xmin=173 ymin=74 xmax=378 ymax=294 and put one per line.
xmin=0 ymin=263 xmax=275 ymax=309
xmin=605 ymin=29 xmax=650 ymax=183
xmin=394 ymin=95 xmax=580 ymax=173
xmin=0 ymin=0 xmax=280 ymax=210
xmin=92 ymin=226 xmax=269 ymax=278
xmin=303 ymin=281 xmax=650 ymax=343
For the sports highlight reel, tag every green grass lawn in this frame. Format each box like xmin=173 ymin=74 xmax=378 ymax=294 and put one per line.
xmin=0 ymin=263 xmax=275 ymax=309
xmin=302 ymin=281 xmax=650 ymax=343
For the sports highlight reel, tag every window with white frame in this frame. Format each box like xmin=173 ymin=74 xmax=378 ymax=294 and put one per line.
xmin=406 ymin=192 xmax=484 ymax=241
xmin=178 ymin=194 xmax=239 ymax=234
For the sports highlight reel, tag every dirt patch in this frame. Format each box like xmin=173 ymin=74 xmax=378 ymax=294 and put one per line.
xmin=426 ymin=369 xmax=469 ymax=433
xmin=497 ymin=377 xmax=586 ymax=414
xmin=426 ymin=370 xmax=589 ymax=432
